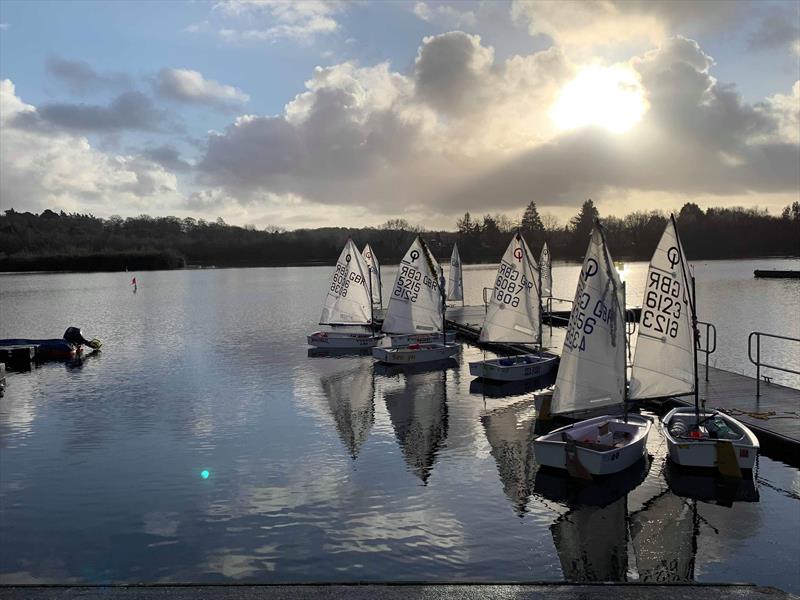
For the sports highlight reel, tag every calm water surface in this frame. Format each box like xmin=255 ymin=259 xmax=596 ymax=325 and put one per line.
xmin=1 ymin=258 xmax=798 ymax=589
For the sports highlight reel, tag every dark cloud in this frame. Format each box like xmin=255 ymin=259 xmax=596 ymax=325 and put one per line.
xmin=443 ymin=36 xmax=797 ymax=210
xmin=142 ymin=145 xmax=193 ymax=172
xmin=414 ymin=31 xmax=494 ymax=115
xmin=12 ymin=91 xmax=167 ymax=132
xmin=45 ymin=55 xmax=130 ymax=95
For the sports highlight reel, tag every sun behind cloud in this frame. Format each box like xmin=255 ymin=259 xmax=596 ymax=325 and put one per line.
xmin=550 ymin=64 xmax=648 ymax=134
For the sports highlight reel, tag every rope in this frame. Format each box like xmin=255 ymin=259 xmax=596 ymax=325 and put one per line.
xmin=719 ymin=407 xmax=799 ymax=421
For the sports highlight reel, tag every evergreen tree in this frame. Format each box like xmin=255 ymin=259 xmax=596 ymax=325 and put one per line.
xmin=456 ymin=212 xmax=477 ymax=235
xmin=570 ymin=199 xmax=599 ymax=242
xmin=520 ymin=201 xmax=544 ymax=236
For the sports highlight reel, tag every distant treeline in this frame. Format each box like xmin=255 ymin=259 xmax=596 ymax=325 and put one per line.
xmin=1 ymin=201 xmax=798 ymax=272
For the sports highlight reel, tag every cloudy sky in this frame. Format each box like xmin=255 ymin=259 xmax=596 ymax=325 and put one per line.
xmin=0 ymin=0 xmax=798 ymax=229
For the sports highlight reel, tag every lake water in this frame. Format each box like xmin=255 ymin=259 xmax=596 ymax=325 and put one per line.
xmin=1 ymin=258 xmax=799 ymax=590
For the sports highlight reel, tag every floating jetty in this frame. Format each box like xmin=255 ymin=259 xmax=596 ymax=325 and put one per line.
xmin=754 ymin=270 xmax=800 ymax=279
xmin=444 ymin=305 xmax=800 ymax=463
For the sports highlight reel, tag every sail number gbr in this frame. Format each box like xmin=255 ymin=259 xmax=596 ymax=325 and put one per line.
xmin=331 ymin=262 xmax=365 ymax=297
xmin=393 ymin=264 xmax=438 ymax=303
xmin=494 ymin=261 xmax=533 ymax=308
xmin=641 ymin=271 xmax=684 ymax=339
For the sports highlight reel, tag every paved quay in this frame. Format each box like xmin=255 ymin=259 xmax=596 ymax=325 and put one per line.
xmin=0 ymin=583 xmax=795 ymax=600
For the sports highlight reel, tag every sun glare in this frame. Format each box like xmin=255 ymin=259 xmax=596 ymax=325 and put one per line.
xmin=550 ymin=65 xmax=647 ymax=134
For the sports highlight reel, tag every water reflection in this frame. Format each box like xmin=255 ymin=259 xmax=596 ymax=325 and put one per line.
xmin=551 ymin=496 xmax=629 ymax=581
xmin=630 ymin=490 xmax=696 ymax=582
xmin=470 ymin=371 xmax=556 ymax=399
xmin=0 ymin=264 xmax=794 ymax=588
xmin=320 ymin=365 xmax=375 ymax=459
xmin=481 ymin=399 xmax=539 ymax=516
xmin=380 ymin=366 xmax=450 ymax=484
xmin=307 ymin=347 xmax=372 ymax=359
xmin=664 ymin=462 xmax=759 ymax=506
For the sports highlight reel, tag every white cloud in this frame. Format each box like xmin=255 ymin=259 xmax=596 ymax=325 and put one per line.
xmin=0 ymin=23 xmax=10 ymax=31
xmin=413 ymin=2 xmax=477 ymax=28
xmin=155 ymin=68 xmax=249 ymax=108
xmin=212 ymin=0 xmax=343 ymax=43
xmin=0 ymin=79 xmax=181 ymax=216
xmin=510 ymin=0 xmax=749 ymax=50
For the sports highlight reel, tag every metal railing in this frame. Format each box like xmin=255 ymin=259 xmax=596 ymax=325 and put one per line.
xmin=748 ymin=331 xmax=800 ymax=397
xmin=696 ymin=320 xmax=717 ymax=381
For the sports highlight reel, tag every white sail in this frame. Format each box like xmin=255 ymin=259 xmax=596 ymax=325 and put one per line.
xmin=540 ymin=242 xmax=552 ymax=298
xmin=382 ymin=237 xmax=444 ymax=335
xmin=479 ymin=233 xmax=540 ymax=344
xmin=447 ymin=243 xmax=464 ymax=302
xmin=551 ymin=228 xmax=625 ymax=415
xmin=319 ymin=239 xmax=372 ymax=325
xmin=629 ymin=219 xmax=694 ymax=399
xmin=362 ymin=243 xmax=382 ymax=306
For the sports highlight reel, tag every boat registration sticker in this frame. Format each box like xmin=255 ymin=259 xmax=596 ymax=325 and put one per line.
xmin=740 ymin=449 xmax=749 ymax=458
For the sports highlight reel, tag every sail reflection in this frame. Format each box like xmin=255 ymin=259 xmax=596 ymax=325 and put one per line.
xmin=481 ymin=399 xmax=539 ymax=516
xmin=552 ymin=497 xmax=629 ymax=581
xmin=320 ymin=364 xmax=375 ymax=459
xmin=630 ymin=490 xmax=696 ymax=582
xmin=534 ymin=457 xmax=650 ymax=582
xmin=381 ymin=366 xmax=449 ymax=484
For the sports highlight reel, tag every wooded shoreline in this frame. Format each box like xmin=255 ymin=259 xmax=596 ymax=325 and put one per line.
xmin=2 ymin=201 xmax=798 ymax=273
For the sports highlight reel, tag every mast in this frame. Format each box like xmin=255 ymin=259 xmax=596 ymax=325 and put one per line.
xmin=378 ymin=264 xmax=383 ymax=309
xmin=537 ymin=248 xmax=543 ymax=353
xmin=622 ymin=280 xmax=628 ymax=423
xmin=369 ymin=262 xmax=375 ymax=336
xmin=690 ymin=275 xmax=700 ymax=422
xmin=440 ymin=267 xmax=447 ymax=344
xmin=671 ymin=214 xmax=700 ymax=423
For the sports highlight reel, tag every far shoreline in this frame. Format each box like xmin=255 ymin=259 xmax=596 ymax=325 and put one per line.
xmin=2 ymin=254 xmax=798 ymax=276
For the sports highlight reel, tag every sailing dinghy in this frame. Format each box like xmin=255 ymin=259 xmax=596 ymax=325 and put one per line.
xmin=533 ymin=225 xmax=651 ymax=478
xmin=372 ymin=237 xmax=459 ymax=364
xmin=447 ymin=243 xmax=464 ymax=305
xmin=633 ymin=217 xmax=759 ymax=474
xmin=307 ymin=239 xmax=384 ymax=349
xmin=362 ymin=243 xmax=383 ymax=309
xmin=469 ymin=233 xmax=558 ymax=382
xmin=540 ymin=241 xmax=552 ymax=299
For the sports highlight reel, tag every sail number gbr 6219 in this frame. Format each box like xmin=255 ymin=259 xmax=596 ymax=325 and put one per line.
xmin=641 ymin=271 xmax=684 ymax=339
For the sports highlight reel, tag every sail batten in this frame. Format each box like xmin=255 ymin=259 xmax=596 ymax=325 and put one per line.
xmin=550 ymin=228 xmax=625 ymax=415
xmin=447 ymin=243 xmax=464 ymax=302
xmin=629 ymin=220 xmax=694 ymax=400
xmin=320 ymin=239 xmax=373 ymax=326
xmin=382 ymin=237 xmax=444 ymax=335
xmin=362 ymin=243 xmax=382 ymax=306
xmin=479 ymin=234 xmax=541 ymax=344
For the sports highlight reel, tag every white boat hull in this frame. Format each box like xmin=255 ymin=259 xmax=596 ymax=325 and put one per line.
xmin=533 ymin=414 xmax=651 ymax=476
xmin=662 ymin=407 xmax=759 ymax=470
xmin=372 ymin=343 xmax=460 ymax=364
xmin=469 ymin=353 xmax=558 ymax=382
xmin=307 ymin=331 xmax=384 ymax=348
xmin=380 ymin=331 xmax=456 ymax=347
